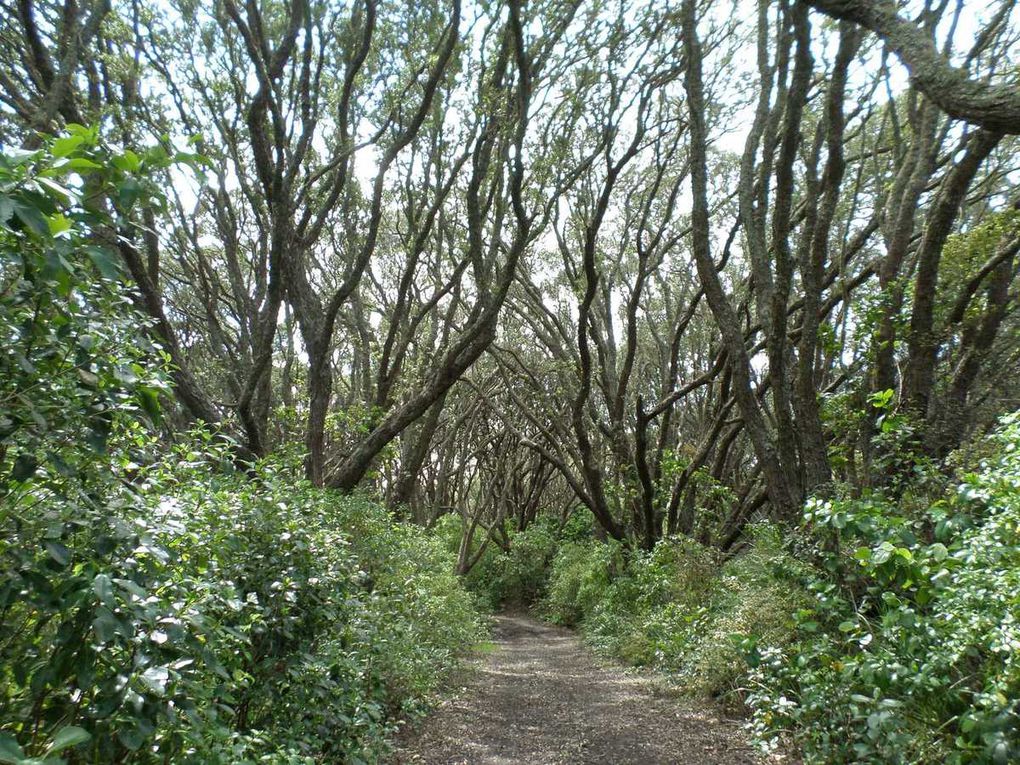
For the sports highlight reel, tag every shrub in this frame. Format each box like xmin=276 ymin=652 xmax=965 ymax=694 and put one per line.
xmin=543 ymin=540 xmax=610 ymax=627
xmin=745 ymin=412 xmax=1020 ymax=764
xmin=1 ymin=434 xmax=483 ymax=764
xmin=0 ymin=135 xmax=482 ymax=764
xmin=541 ymin=526 xmax=808 ymax=701
xmin=451 ymin=514 xmax=573 ymax=610
xmin=536 ymin=416 xmax=1020 ymax=763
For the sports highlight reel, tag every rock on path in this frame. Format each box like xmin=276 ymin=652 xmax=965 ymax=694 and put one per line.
xmin=391 ymin=614 xmax=765 ymax=764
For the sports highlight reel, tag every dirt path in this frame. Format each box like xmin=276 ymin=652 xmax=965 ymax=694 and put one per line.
xmin=391 ymin=614 xmax=765 ymax=764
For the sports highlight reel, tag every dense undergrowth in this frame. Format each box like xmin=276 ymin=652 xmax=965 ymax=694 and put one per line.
xmin=0 ymin=137 xmax=482 ymax=764
xmin=463 ymin=416 xmax=1020 ymax=764
xmin=2 ymin=448 xmax=482 ymax=763
xmin=3 ymin=441 xmax=482 ymax=764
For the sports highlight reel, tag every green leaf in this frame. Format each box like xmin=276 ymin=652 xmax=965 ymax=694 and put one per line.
xmin=893 ymin=547 xmax=913 ymax=562
xmin=51 ymin=135 xmax=85 ymax=158
xmin=47 ymin=726 xmax=91 ymax=754
xmin=11 ymin=453 xmax=39 ymax=482
xmin=0 ymin=196 xmax=13 ymax=225
xmin=873 ymin=541 xmax=895 ymax=565
xmin=92 ymin=608 xmax=119 ymax=644
xmin=64 ymin=123 xmax=92 ymax=137
xmin=44 ymin=541 xmax=70 ymax=566
xmin=76 ymin=368 xmax=99 ymax=388
xmin=85 ymin=246 xmax=123 ymax=280
xmin=140 ymin=666 xmax=169 ymax=696
xmin=0 ymin=734 xmax=26 ymax=764
xmin=881 ymin=591 xmax=900 ymax=606
xmin=112 ymin=150 xmax=141 ymax=173
xmin=65 ymin=157 xmax=103 ymax=172
xmin=136 ymin=387 xmax=162 ymax=423
xmin=117 ymin=178 xmax=142 ymax=210
xmin=117 ymin=728 xmax=145 ymax=751
xmin=2 ymin=148 xmax=40 ymax=167
xmin=92 ymin=574 xmax=114 ymax=606
xmin=47 ymin=214 xmax=72 ymax=237
xmin=85 ymin=425 xmax=109 ymax=454
xmin=13 ymin=200 xmax=50 ymax=236
xmin=35 ymin=177 xmax=74 ymax=204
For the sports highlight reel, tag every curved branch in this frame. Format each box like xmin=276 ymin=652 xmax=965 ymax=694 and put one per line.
xmin=803 ymin=0 xmax=1020 ymax=133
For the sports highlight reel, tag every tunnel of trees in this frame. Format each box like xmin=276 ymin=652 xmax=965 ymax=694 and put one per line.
xmin=1 ymin=0 xmax=1019 ymax=762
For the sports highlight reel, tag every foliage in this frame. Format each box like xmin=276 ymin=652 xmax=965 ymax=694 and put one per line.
xmin=2 ymin=432 xmax=483 ymax=763
xmin=543 ymin=536 xmax=623 ymax=629
xmin=534 ymin=416 xmax=1020 ymax=762
xmin=1 ymin=128 xmax=171 ymax=489
xmin=541 ymin=526 xmax=809 ymax=700
xmin=937 ymin=209 xmax=1020 ymax=324
xmin=746 ymin=413 xmax=1020 ymax=764
xmin=440 ymin=514 xmax=579 ymax=611
xmin=0 ymin=138 xmax=482 ymax=764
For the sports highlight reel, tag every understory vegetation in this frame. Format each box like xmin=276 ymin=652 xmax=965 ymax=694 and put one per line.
xmin=0 ymin=139 xmax=481 ymax=764
xmin=460 ymin=415 xmax=1020 ymax=763
xmin=2 ymin=444 xmax=482 ymax=764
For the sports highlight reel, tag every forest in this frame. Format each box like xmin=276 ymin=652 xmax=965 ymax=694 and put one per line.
xmin=0 ymin=0 xmax=1018 ymax=762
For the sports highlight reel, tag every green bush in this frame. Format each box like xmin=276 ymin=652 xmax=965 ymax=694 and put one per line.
xmin=1 ymin=433 xmax=483 ymax=764
xmin=447 ymin=514 xmax=577 ymax=610
xmin=535 ymin=417 xmax=1020 ymax=763
xmin=0 ymin=136 xmax=482 ymax=764
xmin=745 ymin=412 xmax=1020 ymax=764
xmin=543 ymin=539 xmax=616 ymax=627
xmin=1 ymin=430 xmax=483 ymax=763
xmin=541 ymin=526 xmax=808 ymax=701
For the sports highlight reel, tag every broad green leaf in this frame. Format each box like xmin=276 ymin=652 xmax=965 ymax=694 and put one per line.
xmin=47 ymin=214 xmax=72 ymax=237
xmin=92 ymin=574 xmax=114 ymax=606
xmin=140 ymin=666 xmax=169 ymax=695
xmin=47 ymin=726 xmax=91 ymax=754
xmin=12 ymin=201 xmax=49 ymax=236
xmin=136 ymin=387 xmax=162 ymax=423
xmin=51 ymin=135 xmax=85 ymax=158
xmin=112 ymin=150 xmax=141 ymax=173
xmin=44 ymin=541 xmax=70 ymax=566
xmin=117 ymin=728 xmax=144 ymax=751
xmin=64 ymin=123 xmax=95 ymax=138
xmin=85 ymin=246 xmax=123 ymax=280
xmin=0 ymin=734 xmax=25 ymax=764
xmin=117 ymin=178 xmax=142 ymax=210
xmin=92 ymin=608 xmax=119 ymax=644
xmin=2 ymin=147 xmax=40 ymax=166
xmin=64 ymin=157 xmax=103 ymax=171
xmin=35 ymin=177 xmax=74 ymax=204
xmin=873 ymin=541 xmax=895 ymax=565
xmin=11 ymin=453 xmax=38 ymax=482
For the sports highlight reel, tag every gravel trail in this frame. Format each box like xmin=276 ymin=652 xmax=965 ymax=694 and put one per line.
xmin=391 ymin=614 xmax=766 ymax=764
